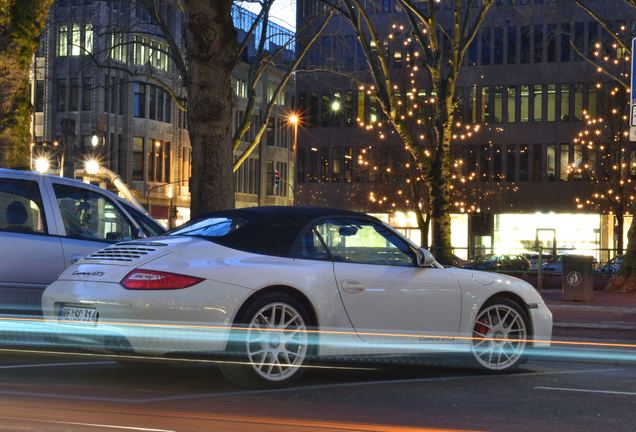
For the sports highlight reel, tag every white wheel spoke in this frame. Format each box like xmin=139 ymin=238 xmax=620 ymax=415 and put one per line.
xmin=476 ymin=319 xmax=493 ymax=330
xmin=500 ymin=309 xmax=512 ymax=327
xmin=257 ymin=352 xmax=269 ymax=371
xmin=473 ymin=329 xmax=488 ymax=338
xmin=474 ymin=338 xmax=489 ymax=349
xmin=269 ymin=308 xmax=277 ymax=327
xmin=258 ymin=313 xmax=272 ymax=328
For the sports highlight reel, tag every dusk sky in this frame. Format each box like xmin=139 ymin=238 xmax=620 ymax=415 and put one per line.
xmin=239 ymin=0 xmax=296 ymax=30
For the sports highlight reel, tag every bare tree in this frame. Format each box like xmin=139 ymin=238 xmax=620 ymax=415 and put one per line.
xmin=318 ymin=0 xmax=493 ymax=263
xmin=575 ymin=0 xmax=636 ymax=288
xmin=232 ymin=7 xmax=333 ymax=172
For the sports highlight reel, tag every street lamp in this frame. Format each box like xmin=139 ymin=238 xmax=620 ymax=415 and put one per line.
xmin=287 ymin=113 xmax=299 ymax=152
xmin=91 ymin=134 xmax=99 ymax=147
xmin=34 ymin=157 xmax=50 ymax=174
xmin=286 ymin=112 xmax=301 ymax=205
xmin=85 ymin=159 xmax=100 ymax=175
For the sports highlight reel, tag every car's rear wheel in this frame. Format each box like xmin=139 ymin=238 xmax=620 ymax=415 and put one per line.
xmin=471 ymin=298 xmax=529 ymax=372
xmin=220 ymin=292 xmax=313 ymax=388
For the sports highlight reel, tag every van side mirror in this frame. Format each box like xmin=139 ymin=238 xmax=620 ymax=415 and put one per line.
xmin=416 ymin=248 xmax=435 ymax=267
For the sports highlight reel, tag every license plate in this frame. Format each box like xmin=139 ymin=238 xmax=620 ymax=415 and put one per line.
xmin=58 ymin=305 xmax=98 ymax=324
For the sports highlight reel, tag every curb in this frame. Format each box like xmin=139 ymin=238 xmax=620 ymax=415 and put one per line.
xmin=553 ymin=322 xmax=636 ymax=331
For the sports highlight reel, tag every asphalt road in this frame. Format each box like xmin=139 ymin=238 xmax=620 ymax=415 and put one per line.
xmin=0 ymin=348 xmax=634 ymax=432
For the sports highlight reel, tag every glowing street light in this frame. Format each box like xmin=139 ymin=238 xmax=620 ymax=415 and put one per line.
xmin=91 ymin=135 xmax=99 ymax=147
xmin=288 ymin=113 xmax=299 ymax=126
xmin=287 ymin=112 xmax=300 ymax=153
xmin=331 ymin=100 xmax=341 ymax=112
xmin=85 ymin=159 xmax=100 ymax=175
xmin=34 ymin=157 xmax=50 ymax=174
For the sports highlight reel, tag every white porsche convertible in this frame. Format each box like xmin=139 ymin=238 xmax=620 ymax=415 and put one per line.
xmin=42 ymin=207 xmax=552 ymax=387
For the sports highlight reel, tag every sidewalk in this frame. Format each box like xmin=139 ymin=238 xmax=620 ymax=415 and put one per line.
xmin=540 ymin=289 xmax=636 ymax=341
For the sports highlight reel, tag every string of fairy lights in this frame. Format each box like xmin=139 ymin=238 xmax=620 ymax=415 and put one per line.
xmin=570 ymin=22 xmax=636 ymax=220
xmin=353 ymin=21 xmax=518 ymax=216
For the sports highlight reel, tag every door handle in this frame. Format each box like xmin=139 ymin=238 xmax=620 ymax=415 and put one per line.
xmin=341 ymin=280 xmax=366 ymax=293
xmin=70 ymin=254 xmax=84 ymax=264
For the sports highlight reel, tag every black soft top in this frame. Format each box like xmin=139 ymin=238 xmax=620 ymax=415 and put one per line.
xmin=169 ymin=206 xmax=378 ymax=257
xmin=199 ymin=206 xmax=369 ymax=225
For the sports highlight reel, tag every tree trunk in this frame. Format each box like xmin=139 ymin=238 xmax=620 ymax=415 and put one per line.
xmin=185 ymin=0 xmax=237 ymax=218
xmin=616 ymin=211 xmax=624 ymax=256
xmin=0 ymin=0 xmax=53 ymax=169
xmin=428 ymin=95 xmax=454 ymax=265
xmin=609 ymin=205 xmax=636 ymax=291
xmin=429 ymin=176 xmax=453 ymax=263
xmin=416 ymin=209 xmax=430 ymax=249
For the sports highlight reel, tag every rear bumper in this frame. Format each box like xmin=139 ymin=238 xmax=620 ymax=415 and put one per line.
xmin=41 ymin=280 xmax=253 ymax=356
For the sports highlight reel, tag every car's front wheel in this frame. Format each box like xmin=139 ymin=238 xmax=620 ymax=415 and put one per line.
xmin=471 ymin=298 xmax=530 ymax=371
xmin=220 ymin=292 xmax=313 ymax=388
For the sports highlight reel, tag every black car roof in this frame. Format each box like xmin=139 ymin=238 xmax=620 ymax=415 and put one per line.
xmin=197 ymin=206 xmax=376 ymax=225
xmin=172 ymin=207 xmax=382 ymax=258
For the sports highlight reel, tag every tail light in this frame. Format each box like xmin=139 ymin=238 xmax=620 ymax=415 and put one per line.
xmin=121 ymin=269 xmax=203 ymax=290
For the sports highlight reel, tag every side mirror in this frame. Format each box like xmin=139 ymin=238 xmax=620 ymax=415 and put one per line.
xmin=416 ymin=247 xmax=435 ymax=267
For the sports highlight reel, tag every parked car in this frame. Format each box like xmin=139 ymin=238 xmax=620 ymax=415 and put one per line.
xmin=462 ymin=254 xmax=531 ymax=273
xmin=522 ymin=252 xmax=553 ymax=271
xmin=595 ymin=255 xmax=623 ymax=276
xmin=542 ymin=254 xmax=597 ymax=274
xmin=541 ymin=254 xmax=566 ymax=273
xmin=0 ymin=169 xmax=165 ymax=314
xmin=42 ymin=207 xmax=552 ymax=388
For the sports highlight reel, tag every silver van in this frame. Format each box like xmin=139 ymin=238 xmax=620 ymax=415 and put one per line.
xmin=0 ymin=169 xmax=165 ymax=315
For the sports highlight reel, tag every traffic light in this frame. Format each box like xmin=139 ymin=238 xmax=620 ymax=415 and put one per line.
xmin=273 ymin=169 xmax=281 ymax=187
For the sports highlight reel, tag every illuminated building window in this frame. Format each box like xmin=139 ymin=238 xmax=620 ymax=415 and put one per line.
xmin=507 ymin=86 xmax=516 ymax=123
xmin=546 ymin=144 xmax=556 ymax=181
xmin=547 ymin=84 xmax=556 ymax=122
xmin=57 ymin=25 xmax=68 ymax=57
xmin=520 ymin=85 xmax=529 ymax=122
xmin=533 ymin=85 xmax=543 ymax=122
xmin=560 ymin=84 xmax=570 ymax=121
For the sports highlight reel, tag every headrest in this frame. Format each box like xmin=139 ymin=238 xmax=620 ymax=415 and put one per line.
xmin=6 ymin=201 xmax=28 ymax=225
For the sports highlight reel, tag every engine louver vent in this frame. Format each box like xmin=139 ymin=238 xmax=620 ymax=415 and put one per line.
xmin=84 ymin=245 xmax=158 ymax=262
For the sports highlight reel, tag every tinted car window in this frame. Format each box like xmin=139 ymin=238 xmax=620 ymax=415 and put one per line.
xmin=120 ymin=202 xmax=166 ymax=237
xmin=314 ymin=218 xmax=416 ymax=266
xmin=294 ymin=226 xmax=330 ymax=261
xmin=168 ymin=215 xmax=305 ymax=257
xmin=0 ymin=179 xmax=47 ymax=234
xmin=53 ymin=184 xmax=134 ymax=242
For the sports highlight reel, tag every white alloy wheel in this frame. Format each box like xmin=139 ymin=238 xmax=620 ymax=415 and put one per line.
xmin=246 ymin=302 xmax=308 ymax=382
xmin=472 ymin=300 xmax=528 ymax=371
xmin=220 ymin=292 xmax=314 ymax=388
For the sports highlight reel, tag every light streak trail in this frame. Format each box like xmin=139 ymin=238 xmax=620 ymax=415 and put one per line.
xmin=1 ymin=315 xmax=635 ymax=350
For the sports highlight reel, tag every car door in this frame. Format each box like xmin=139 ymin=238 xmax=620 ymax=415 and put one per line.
xmin=0 ymin=176 xmax=64 ymax=314
xmin=313 ymin=218 xmax=462 ymax=344
xmin=45 ymin=180 xmax=138 ymax=267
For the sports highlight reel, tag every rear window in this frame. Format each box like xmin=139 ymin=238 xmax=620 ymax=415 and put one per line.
xmin=168 ymin=216 xmax=305 ymax=257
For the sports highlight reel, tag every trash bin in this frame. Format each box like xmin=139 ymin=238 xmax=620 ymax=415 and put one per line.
xmin=562 ymin=255 xmax=595 ymax=301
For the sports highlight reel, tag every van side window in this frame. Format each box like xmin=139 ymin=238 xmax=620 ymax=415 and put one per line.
xmin=0 ymin=179 xmax=47 ymax=234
